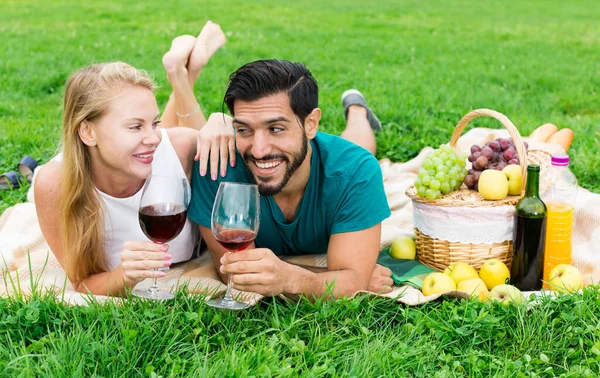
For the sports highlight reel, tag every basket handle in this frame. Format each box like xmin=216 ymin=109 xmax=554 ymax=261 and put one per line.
xmin=449 ymin=109 xmax=527 ymax=193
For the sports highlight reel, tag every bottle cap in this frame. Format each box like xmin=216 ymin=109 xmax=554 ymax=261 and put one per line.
xmin=551 ymin=154 xmax=570 ymax=167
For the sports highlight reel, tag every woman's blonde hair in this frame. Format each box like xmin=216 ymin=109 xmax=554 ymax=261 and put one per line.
xmin=60 ymin=62 xmax=155 ymax=284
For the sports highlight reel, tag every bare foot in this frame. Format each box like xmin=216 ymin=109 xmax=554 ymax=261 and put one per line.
xmin=188 ymin=21 xmax=226 ymax=80
xmin=162 ymin=34 xmax=197 ymax=77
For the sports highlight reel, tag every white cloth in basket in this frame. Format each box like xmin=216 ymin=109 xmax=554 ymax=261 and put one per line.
xmin=413 ymin=201 xmax=515 ymax=244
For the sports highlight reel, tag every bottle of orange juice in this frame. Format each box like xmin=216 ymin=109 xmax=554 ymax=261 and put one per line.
xmin=540 ymin=154 xmax=577 ymax=289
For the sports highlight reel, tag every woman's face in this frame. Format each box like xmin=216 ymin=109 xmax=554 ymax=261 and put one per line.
xmin=87 ymin=85 xmax=162 ymax=181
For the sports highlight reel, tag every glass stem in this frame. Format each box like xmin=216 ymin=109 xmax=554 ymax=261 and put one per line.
xmin=223 ymin=274 xmax=234 ymax=302
xmin=148 ymin=269 xmax=159 ymax=296
xmin=223 ymin=251 xmax=234 ymax=302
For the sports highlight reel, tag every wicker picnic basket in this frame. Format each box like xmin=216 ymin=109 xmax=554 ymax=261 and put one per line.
xmin=405 ymin=109 xmax=551 ymax=272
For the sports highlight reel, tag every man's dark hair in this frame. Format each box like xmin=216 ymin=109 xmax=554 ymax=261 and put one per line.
xmin=224 ymin=59 xmax=318 ymax=125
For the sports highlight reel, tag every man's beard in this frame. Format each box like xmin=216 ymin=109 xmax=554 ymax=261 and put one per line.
xmin=243 ymin=135 xmax=308 ymax=196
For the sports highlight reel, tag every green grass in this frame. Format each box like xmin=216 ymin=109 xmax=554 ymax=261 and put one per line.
xmin=2 ymin=284 xmax=600 ymax=377
xmin=2 ymin=0 xmax=600 ymax=376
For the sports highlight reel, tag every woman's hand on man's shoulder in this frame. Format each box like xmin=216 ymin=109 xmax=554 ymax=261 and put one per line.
xmin=168 ymin=112 xmax=235 ymax=181
xmin=195 ymin=113 xmax=236 ymax=180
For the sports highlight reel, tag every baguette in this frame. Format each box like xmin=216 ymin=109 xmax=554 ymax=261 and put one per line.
xmin=547 ymin=128 xmax=574 ymax=151
xmin=529 ymin=123 xmax=558 ymax=142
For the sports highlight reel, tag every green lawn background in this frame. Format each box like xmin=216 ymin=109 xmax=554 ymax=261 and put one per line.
xmin=1 ymin=0 xmax=599 ymax=212
xmin=1 ymin=1 xmax=600 ymax=376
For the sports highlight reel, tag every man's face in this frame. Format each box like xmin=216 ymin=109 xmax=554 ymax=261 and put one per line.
xmin=232 ymin=92 xmax=311 ymax=196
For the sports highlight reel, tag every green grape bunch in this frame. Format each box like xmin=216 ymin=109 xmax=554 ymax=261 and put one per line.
xmin=414 ymin=144 xmax=468 ymax=200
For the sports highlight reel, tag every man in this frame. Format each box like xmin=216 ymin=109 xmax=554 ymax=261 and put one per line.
xmin=189 ymin=59 xmax=392 ymax=298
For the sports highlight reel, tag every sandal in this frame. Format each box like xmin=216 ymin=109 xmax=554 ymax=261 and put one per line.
xmin=0 ymin=171 xmax=25 ymax=190
xmin=17 ymin=155 xmax=39 ymax=183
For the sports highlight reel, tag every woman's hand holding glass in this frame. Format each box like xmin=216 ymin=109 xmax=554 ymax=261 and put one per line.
xmin=120 ymin=241 xmax=172 ymax=284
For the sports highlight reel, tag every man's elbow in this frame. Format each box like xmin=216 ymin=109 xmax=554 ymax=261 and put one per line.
xmin=334 ymin=270 xmax=370 ymax=298
xmin=349 ymin=279 xmax=370 ymax=296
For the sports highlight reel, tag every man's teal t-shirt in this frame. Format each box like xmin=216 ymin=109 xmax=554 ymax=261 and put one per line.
xmin=188 ymin=132 xmax=391 ymax=256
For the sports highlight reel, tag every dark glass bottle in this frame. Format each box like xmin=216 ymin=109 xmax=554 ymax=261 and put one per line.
xmin=511 ymin=164 xmax=547 ymax=290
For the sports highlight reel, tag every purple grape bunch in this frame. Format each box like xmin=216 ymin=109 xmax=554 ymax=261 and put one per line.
xmin=463 ymin=138 xmax=528 ymax=190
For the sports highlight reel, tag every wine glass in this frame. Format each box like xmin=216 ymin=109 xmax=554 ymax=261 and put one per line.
xmin=134 ymin=174 xmax=190 ymax=300
xmin=207 ymin=182 xmax=260 ymax=310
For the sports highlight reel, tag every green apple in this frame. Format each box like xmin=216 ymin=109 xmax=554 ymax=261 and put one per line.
xmin=457 ymin=278 xmax=489 ymax=300
xmin=489 ymin=284 xmax=525 ymax=305
xmin=478 ymin=259 xmax=511 ymax=290
xmin=389 ymin=237 xmax=416 ymax=260
xmin=548 ymin=264 xmax=583 ymax=293
xmin=478 ymin=169 xmax=509 ymax=200
xmin=421 ymin=273 xmax=456 ymax=296
xmin=443 ymin=262 xmax=478 ymax=286
xmin=502 ymin=165 xmax=523 ymax=196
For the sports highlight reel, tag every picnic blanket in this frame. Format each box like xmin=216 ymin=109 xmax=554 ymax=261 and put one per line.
xmin=1 ymin=128 xmax=599 ymax=306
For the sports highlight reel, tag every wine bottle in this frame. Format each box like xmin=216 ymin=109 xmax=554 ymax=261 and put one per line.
xmin=511 ymin=164 xmax=547 ymax=290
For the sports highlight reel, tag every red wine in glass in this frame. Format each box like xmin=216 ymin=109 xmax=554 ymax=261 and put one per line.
xmin=134 ymin=174 xmax=190 ymax=301
xmin=139 ymin=203 xmax=187 ymax=244
xmin=215 ymin=229 xmax=256 ymax=252
xmin=207 ymin=182 xmax=260 ymax=310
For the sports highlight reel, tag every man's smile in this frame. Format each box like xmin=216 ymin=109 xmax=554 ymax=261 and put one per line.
xmin=252 ymin=159 xmax=284 ymax=177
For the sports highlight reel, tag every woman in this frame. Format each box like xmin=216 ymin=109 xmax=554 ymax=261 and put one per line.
xmin=34 ymin=22 xmax=233 ymax=296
